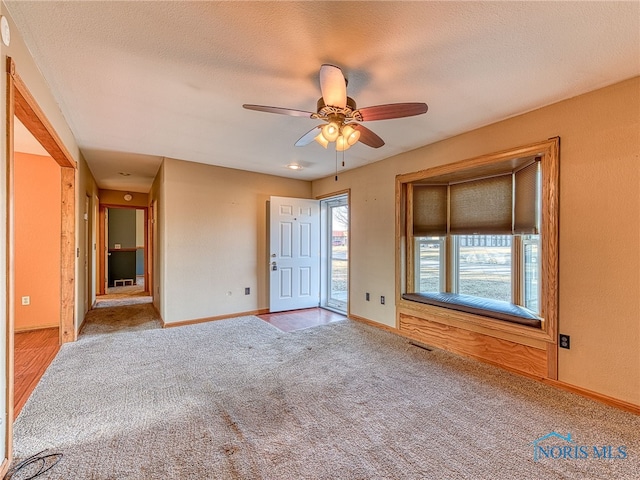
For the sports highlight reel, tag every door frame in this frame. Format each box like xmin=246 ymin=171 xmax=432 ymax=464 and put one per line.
xmin=5 ymin=57 xmax=77 ymax=471
xmin=320 ymin=192 xmax=350 ymax=314
xmin=98 ymin=204 xmax=150 ymax=295
xmin=84 ymin=194 xmax=90 ymax=314
xmin=318 ymin=189 xmax=350 ymax=317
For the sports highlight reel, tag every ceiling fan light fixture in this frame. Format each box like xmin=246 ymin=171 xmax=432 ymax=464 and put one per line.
xmin=335 ymin=135 xmax=351 ymax=152
xmin=314 ymin=132 xmax=329 ymax=148
xmin=342 ymin=124 xmax=360 ymax=146
xmin=244 ymin=64 xmax=427 ymax=151
xmin=322 ymin=122 xmax=340 ymax=142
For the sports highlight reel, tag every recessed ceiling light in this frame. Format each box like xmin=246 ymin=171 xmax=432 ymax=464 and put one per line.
xmin=287 ymin=164 xmax=303 ymax=170
xmin=118 ymin=172 xmax=131 ymax=176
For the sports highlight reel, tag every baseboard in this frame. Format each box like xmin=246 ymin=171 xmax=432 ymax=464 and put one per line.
xmin=350 ymin=313 xmax=639 ymax=416
xmin=14 ymin=324 xmax=58 ymax=333
xmin=163 ymin=309 xmax=269 ymax=329
xmin=349 ymin=314 xmax=402 ymax=335
xmin=541 ymin=379 xmax=640 ymax=415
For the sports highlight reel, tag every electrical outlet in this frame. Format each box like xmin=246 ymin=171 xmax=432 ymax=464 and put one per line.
xmin=366 ymin=292 xmax=370 ymax=301
xmin=245 ymin=287 xmax=250 ymax=295
xmin=21 ymin=296 xmax=30 ymax=306
xmin=380 ymin=296 xmax=385 ymax=305
xmin=559 ymin=334 xmax=570 ymax=349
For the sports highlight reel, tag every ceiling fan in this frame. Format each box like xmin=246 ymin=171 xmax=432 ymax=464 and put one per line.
xmin=243 ymin=64 xmax=428 ymax=151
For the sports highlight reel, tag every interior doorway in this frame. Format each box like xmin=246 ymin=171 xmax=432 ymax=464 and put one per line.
xmin=320 ymin=194 xmax=349 ymax=314
xmin=6 ymin=57 xmax=78 ymax=464
xmin=106 ymin=207 xmax=145 ymax=291
xmin=98 ymin=205 xmax=149 ymax=300
xmin=12 ymin=120 xmax=62 ymax=419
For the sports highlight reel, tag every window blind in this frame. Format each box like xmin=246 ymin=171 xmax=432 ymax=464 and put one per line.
xmin=450 ymin=174 xmax=512 ymax=234
xmin=413 ymin=185 xmax=447 ymax=236
xmin=514 ymin=160 xmax=540 ymax=234
xmin=411 ymin=158 xmax=540 ymax=236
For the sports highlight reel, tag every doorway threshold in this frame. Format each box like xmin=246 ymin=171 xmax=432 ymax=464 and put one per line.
xmin=257 ymin=307 xmax=346 ymax=332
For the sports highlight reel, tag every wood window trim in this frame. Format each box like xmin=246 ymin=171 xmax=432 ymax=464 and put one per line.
xmin=395 ymin=139 xmax=559 ymax=350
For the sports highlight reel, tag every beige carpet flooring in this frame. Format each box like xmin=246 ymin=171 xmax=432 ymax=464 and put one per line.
xmin=11 ymin=308 xmax=640 ymax=479
xmin=81 ymin=301 xmax=160 ymax=336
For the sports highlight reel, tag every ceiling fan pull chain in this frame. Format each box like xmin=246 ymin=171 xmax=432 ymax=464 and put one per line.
xmin=335 ymin=148 xmax=339 ymax=181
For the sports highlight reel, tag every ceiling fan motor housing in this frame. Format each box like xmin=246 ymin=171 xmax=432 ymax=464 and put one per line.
xmin=315 ymin=97 xmax=362 ymax=123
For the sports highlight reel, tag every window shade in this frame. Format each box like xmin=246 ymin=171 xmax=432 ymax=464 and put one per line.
xmin=413 ymin=185 xmax=447 ymax=236
xmin=514 ymin=160 xmax=540 ymax=234
xmin=450 ymin=174 xmax=512 ymax=234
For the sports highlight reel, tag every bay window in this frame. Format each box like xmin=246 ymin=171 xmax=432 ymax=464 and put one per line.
xmin=398 ymin=139 xmax=559 ymax=336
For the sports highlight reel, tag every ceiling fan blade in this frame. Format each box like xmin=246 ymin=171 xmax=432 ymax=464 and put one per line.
xmin=356 ymin=102 xmax=428 ymax=121
xmin=295 ymin=126 xmax=322 ymax=147
xmin=319 ymin=64 xmax=347 ymax=109
xmin=243 ymin=104 xmax=315 ymax=118
xmin=353 ymin=124 xmax=385 ymax=148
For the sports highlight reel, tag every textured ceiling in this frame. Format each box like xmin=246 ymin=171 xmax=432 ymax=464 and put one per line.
xmin=6 ymin=1 xmax=640 ymax=190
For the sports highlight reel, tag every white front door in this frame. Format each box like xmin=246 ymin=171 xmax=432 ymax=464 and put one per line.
xmin=269 ymin=196 xmax=320 ymax=312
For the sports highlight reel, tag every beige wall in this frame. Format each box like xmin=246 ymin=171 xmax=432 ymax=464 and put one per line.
xmin=313 ymin=77 xmax=640 ymax=405
xmin=158 ymin=158 xmax=311 ymax=324
xmin=14 ymin=153 xmax=61 ymax=331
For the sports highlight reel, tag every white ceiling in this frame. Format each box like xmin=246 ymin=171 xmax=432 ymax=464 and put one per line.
xmin=6 ymin=1 xmax=640 ymax=190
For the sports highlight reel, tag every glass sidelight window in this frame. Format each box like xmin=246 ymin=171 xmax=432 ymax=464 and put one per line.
xmin=321 ymin=195 xmax=349 ymax=313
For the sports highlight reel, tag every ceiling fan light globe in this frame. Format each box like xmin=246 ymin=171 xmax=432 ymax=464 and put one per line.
xmin=342 ymin=125 xmax=361 ymax=146
xmin=336 ymin=135 xmax=351 ymax=152
xmin=314 ymin=133 xmax=329 ymax=148
xmin=322 ymin=122 xmax=340 ymax=142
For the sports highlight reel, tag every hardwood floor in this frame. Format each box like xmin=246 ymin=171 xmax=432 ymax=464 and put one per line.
xmin=257 ymin=307 xmax=347 ymax=332
xmin=14 ymin=327 xmax=60 ymax=419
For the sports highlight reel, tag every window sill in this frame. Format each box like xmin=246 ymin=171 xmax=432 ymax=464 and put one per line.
xmin=401 ymin=292 xmax=542 ymax=328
